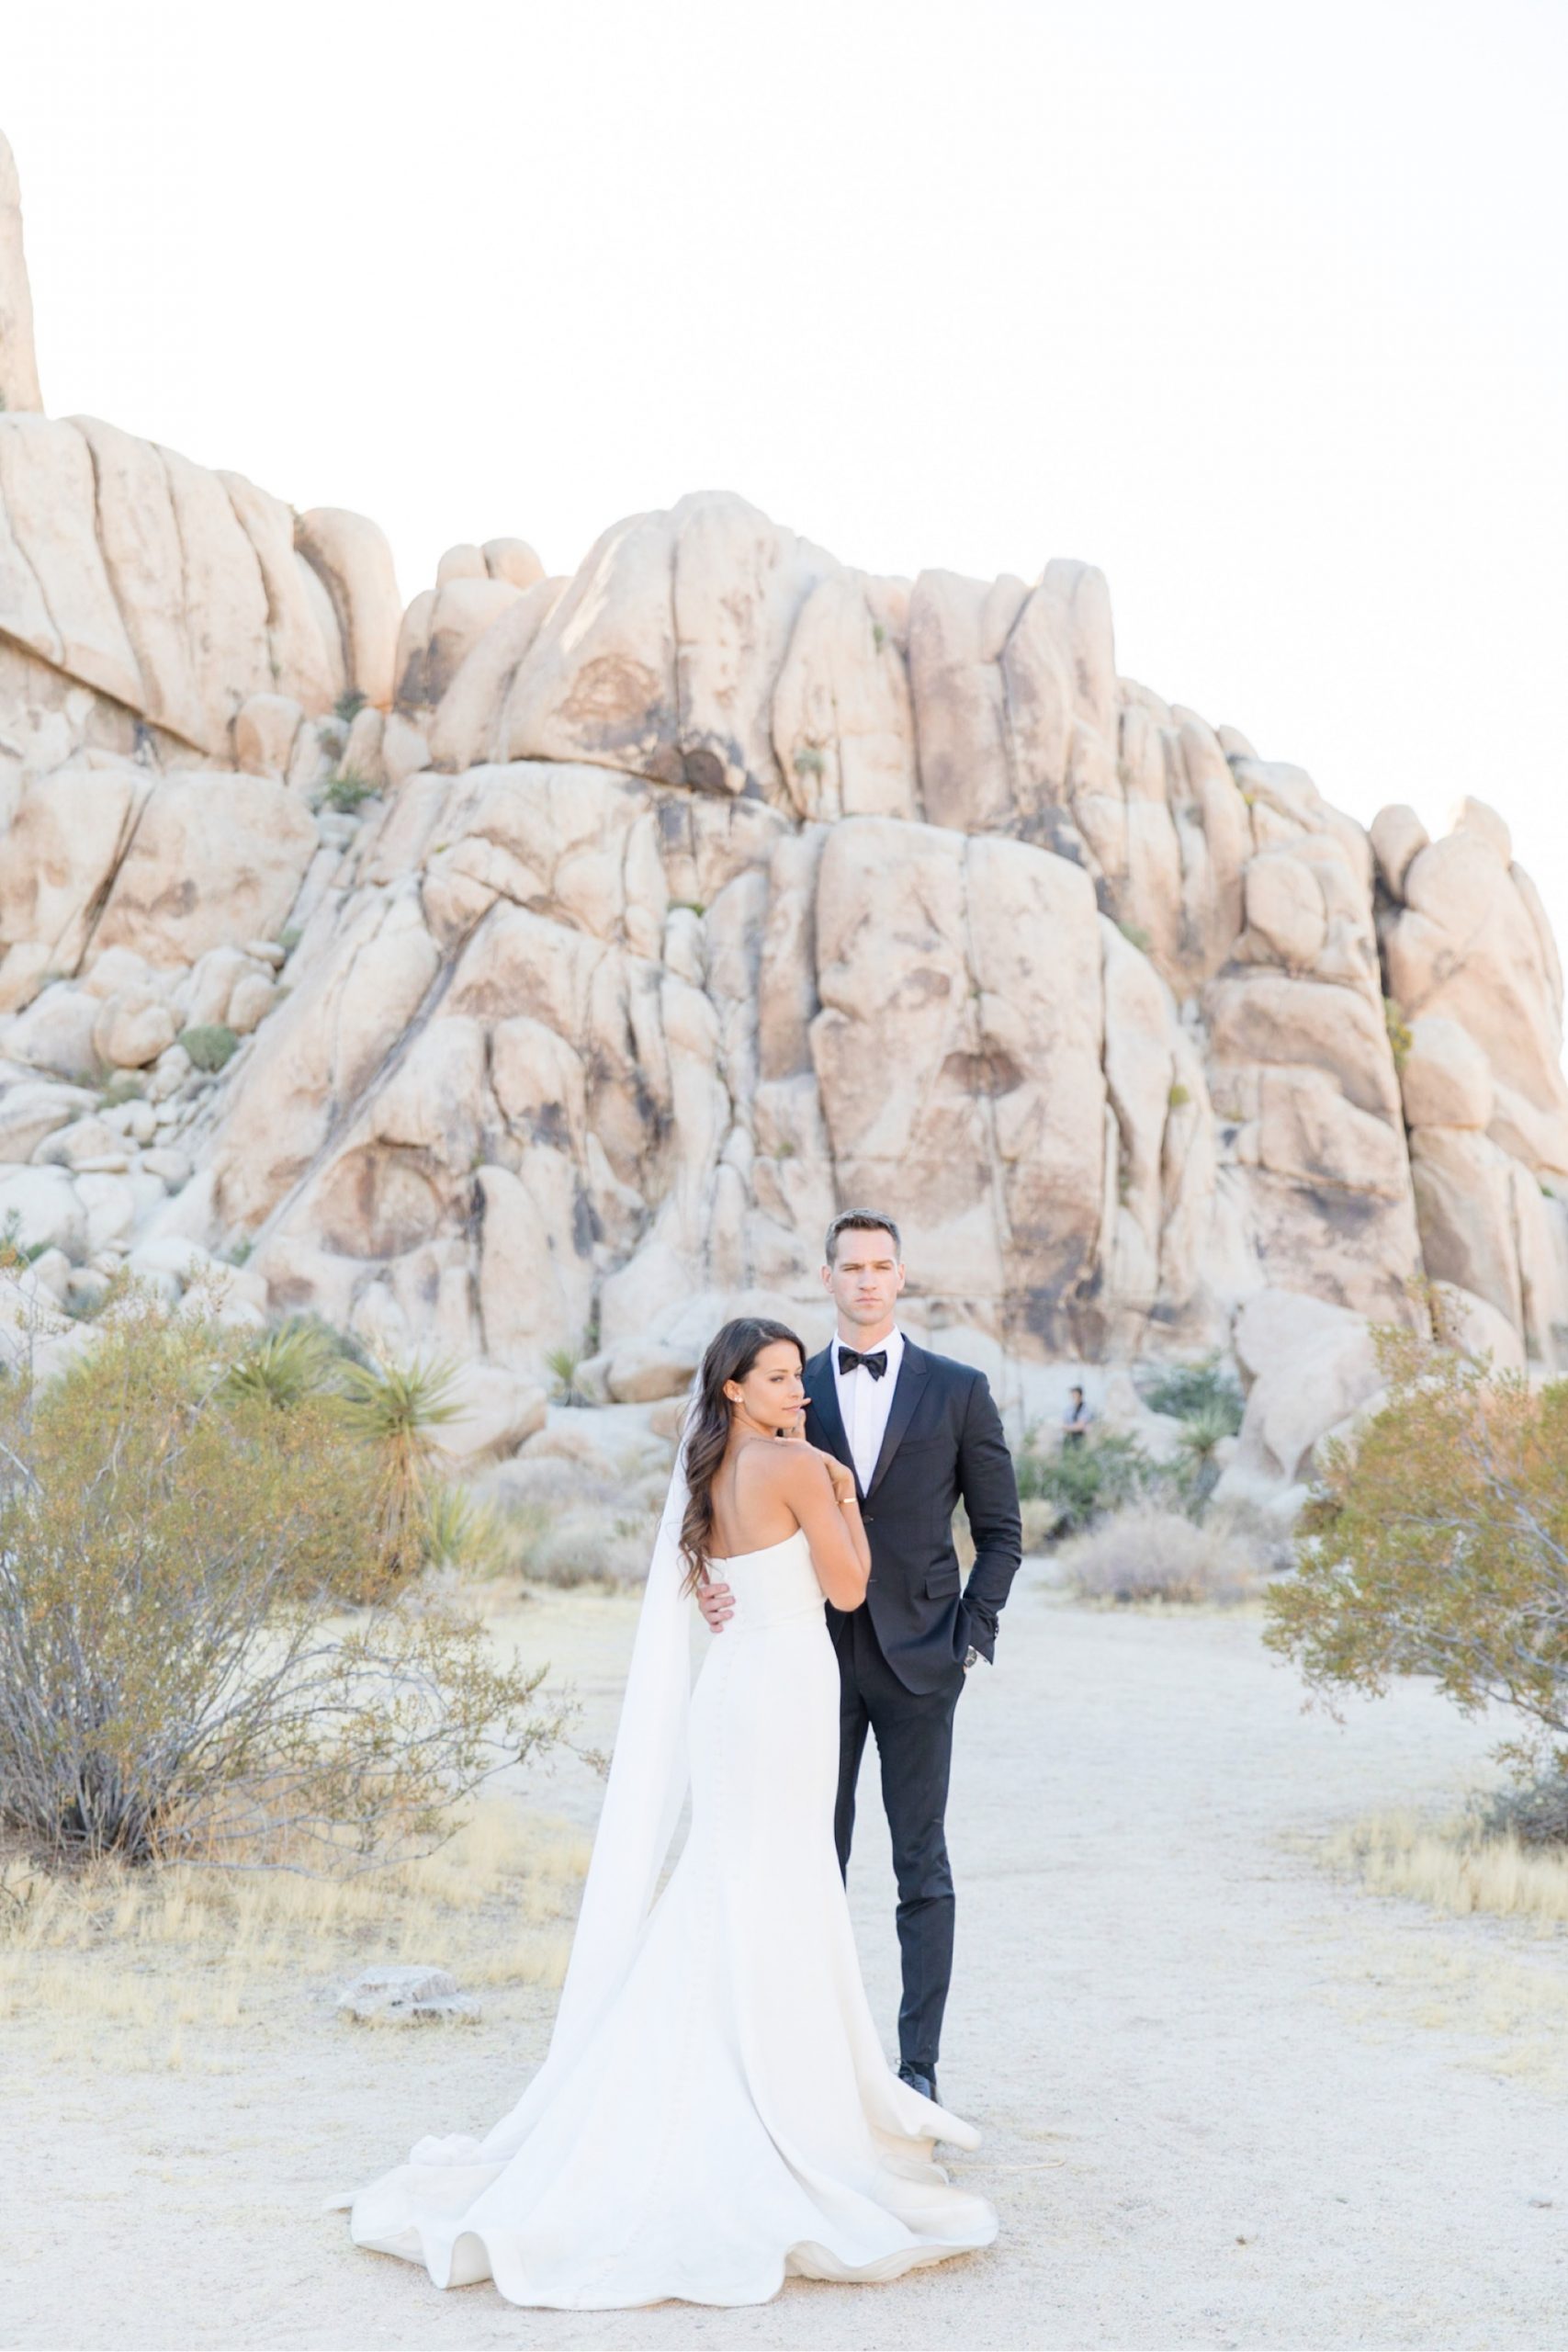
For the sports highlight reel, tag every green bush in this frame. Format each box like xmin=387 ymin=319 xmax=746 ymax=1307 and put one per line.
xmin=1141 ymin=1352 xmax=1244 ymax=1433
xmin=1266 ymin=1327 xmax=1568 ymax=1793
xmin=1015 ymin=1430 xmax=1160 ymax=1538
xmin=321 ymin=767 xmax=378 ymax=814
xmin=179 ymin=1023 xmax=239 ymax=1073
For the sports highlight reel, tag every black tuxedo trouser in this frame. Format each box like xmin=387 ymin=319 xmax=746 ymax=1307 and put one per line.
xmin=833 ymin=1607 xmax=965 ymax=2077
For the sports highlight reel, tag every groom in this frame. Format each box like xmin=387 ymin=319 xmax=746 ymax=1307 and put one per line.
xmin=696 ymin=1209 xmax=1021 ymax=2101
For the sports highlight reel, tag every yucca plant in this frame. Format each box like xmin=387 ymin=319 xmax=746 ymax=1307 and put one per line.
xmin=545 ymin=1344 xmax=586 ymax=1406
xmin=424 ymin=1482 xmax=507 ymax=1577
xmin=335 ymin=1354 xmax=464 ymax=1589
xmin=1176 ymin=1400 xmax=1237 ymax=1504
xmin=222 ymin=1322 xmax=340 ymax=1412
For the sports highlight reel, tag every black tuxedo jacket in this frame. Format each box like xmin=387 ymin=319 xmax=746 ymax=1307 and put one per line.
xmin=803 ymin=1339 xmax=1022 ymax=1697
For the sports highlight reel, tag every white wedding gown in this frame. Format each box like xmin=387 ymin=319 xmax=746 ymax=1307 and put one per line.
xmin=329 ymin=1526 xmax=997 ymax=2308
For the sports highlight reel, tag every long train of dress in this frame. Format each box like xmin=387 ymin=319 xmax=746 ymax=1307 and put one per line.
xmin=328 ymin=1528 xmax=997 ymax=2308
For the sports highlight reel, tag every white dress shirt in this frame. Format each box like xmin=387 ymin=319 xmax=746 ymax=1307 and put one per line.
xmin=831 ymin=1325 xmax=905 ymax=1496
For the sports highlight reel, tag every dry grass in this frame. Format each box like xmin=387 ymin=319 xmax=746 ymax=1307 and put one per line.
xmin=1055 ymin=1501 xmax=1264 ymax=1605
xmin=0 ymin=1796 xmax=589 ymax=2072
xmin=1317 ymin=1805 xmax=1568 ymax=1928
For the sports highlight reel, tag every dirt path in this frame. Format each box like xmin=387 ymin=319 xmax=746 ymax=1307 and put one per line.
xmin=6 ymin=1565 xmax=1568 ymax=2350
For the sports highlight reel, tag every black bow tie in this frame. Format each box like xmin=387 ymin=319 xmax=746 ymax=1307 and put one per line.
xmin=838 ymin=1346 xmax=888 ymax=1380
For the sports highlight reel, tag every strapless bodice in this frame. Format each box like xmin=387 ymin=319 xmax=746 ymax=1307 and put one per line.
xmin=704 ymin=1526 xmax=823 ymax=1634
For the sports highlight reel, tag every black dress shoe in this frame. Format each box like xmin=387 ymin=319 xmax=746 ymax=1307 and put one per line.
xmin=897 ymin=2061 xmax=938 ymax=2103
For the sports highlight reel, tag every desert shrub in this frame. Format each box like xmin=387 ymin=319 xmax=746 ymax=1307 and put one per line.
xmin=179 ymin=1023 xmax=239 ymax=1073
xmin=1266 ymin=1328 xmax=1568 ymax=1790
xmin=525 ymin=1504 xmax=658 ymax=1587
xmin=1056 ymin=1502 xmax=1262 ymax=1605
xmin=1140 ymin=1351 xmax=1244 ymax=1432
xmin=333 ymin=687 xmax=367 ymax=724
xmin=1474 ymin=1773 xmax=1568 ymax=1849
xmin=0 ymin=1295 xmax=563 ymax=1870
xmin=493 ymin=1456 xmax=662 ymax=1587
xmin=1015 ymin=1429 xmax=1160 ymax=1537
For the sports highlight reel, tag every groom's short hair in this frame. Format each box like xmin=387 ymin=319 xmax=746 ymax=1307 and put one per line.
xmin=825 ymin=1208 xmax=902 ymax=1263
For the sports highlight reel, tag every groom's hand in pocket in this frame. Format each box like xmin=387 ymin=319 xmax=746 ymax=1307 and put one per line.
xmin=695 ymin=1574 xmax=734 ymax=1634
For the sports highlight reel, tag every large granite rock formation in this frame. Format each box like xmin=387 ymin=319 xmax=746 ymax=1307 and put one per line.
xmin=1 ymin=134 xmax=1564 ymax=1492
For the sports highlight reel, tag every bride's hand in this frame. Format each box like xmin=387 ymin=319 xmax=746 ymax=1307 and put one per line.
xmin=818 ymin=1452 xmax=857 ymax=1505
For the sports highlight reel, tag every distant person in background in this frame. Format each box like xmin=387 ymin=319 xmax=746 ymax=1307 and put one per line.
xmin=1061 ymin=1385 xmax=1090 ymax=1445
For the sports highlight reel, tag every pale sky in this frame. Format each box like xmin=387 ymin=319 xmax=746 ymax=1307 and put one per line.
xmin=6 ymin=0 xmax=1566 ymax=956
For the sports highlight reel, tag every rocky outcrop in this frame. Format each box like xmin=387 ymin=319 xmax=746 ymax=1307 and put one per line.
xmin=1 ymin=128 xmax=1565 ymax=1472
xmin=0 ymin=131 xmax=40 ymax=414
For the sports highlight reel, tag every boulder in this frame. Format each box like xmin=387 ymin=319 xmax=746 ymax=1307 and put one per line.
xmin=1429 ymin=1282 xmax=1527 ymax=1374
xmin=334 ymin=1964 xmax=479 ymax=2025
xmin=0 ymin=1164 xmax=85 ymax=1261
xmin=0 ymin=1080 xmax=95 ymax=1163
xmin=233 ymin=693 xmax=304 ymax=777
xmin=224 ymin=971 xmax=277 ymax=1035
xmin=295 ymin=507 xmax=400 ymax=708
xmin=36 ymin=1116 xmax=122 ymax=1170
xmin=1408 ymin=1126 xmax=1521 ymax=1330
xmin=91 ymin=773 xmax=318 ymax=968
xmin=6 ymin=985 xmax=102 ymax=1081
xmin=484 ymin=537 xmax=545 ymax=591
xmin=0 ymin=761 xmax=147 ymax=975
xmin=0 ymin=129 xmax=41 ymax=413
xmin=502 ymin=492 xmax=838 ymax=800
xmin=430 ymin=1363 xmax=547 ymax=1464
xmin=1399 ymin=1015 xmax=1492 ymax=1131
xmin=93 ymin=989 xmax=179 ymax=1069
xmin=1369 ymin=803 xmax=1429 ymax=902
xmin=1221 ymin=1288 xmax=1382 ymax=1491
xmin=602 ymin=1335 xmax=702 ymax=1403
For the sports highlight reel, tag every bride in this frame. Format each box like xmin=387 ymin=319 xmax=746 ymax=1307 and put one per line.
xmin=330 ymin=1316 xmax=998 ymax=2309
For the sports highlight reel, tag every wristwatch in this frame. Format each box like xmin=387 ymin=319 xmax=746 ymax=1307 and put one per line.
xmin=963 ymin=1645 xmax=979 ymax=1671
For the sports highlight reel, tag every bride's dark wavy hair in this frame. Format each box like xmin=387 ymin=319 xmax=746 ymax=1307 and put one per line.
xmin=678 ymin=1317 xmax=806 ymax=1592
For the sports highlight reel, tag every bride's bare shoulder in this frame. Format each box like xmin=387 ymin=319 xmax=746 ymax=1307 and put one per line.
xmin=733 ymin=1434 xmax=820 ymax=1494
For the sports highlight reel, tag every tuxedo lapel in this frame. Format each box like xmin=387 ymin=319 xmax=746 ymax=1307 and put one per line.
xmin=866 ymin=1341 xmax=930 ymax=1498
xmin=803 ymin=1346 xmax=854 ymax=1481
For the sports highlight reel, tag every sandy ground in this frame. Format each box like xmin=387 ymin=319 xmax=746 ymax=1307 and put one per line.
xmin=6 ymin=1563 xmax=1568 ymax=2352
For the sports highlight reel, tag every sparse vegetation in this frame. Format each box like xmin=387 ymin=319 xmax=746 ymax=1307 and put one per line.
xmin=333 ymin=687 xmax=367 ymax=725
xmin=1384 ymin=993 xmax=1413 ymax=1069
xmin=0 ymin=1296 xmax=563 ymax=1872
xmin=545 ymin=1345 xmax=589 ymax=1407
xmin=1168 ymin=1080 xmax=1191 ymax=1110
xmin=0 ymin=1797 xmax=590 ymax=2061
xmin=179 ymin=1023 xmax=239 ymax=1073
xmin=0 ymin=1210 xmax=48 ymax=1268
xmin=792 ymin=744 xmax=827 ymax=777
xmin=1267 ymin=1327 xmax=1568 ymax=1795
xmin=321 ymin=767 xmax=379 ymax=814
xmin=1116 ymin=920 xmax=1153 ymax=955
